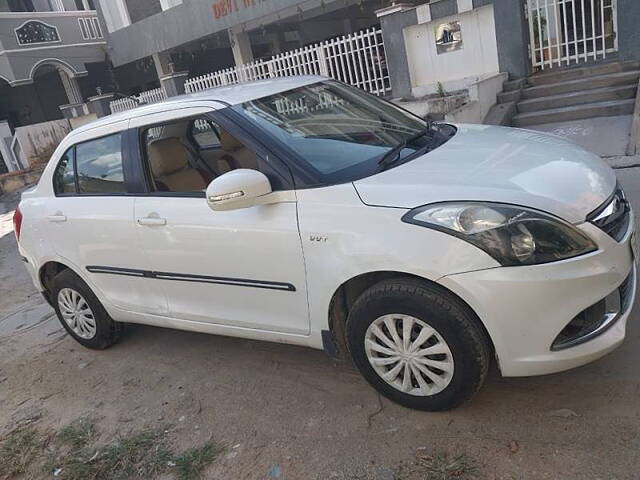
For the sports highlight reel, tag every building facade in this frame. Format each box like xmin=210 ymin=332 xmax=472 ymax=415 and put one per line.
xmin=94 ymin=0 xmax=386 ymax=97
xmin=0 ymin=0 xmax=108 ymax=125
xmin=89 ymin=0 xmax=640 ymax=101
xmin=0 ymin=0 xmax=110 ymax=171
xmin=1 ymin=0 xmax=639 ymax=173
xmin=379 ymin=0 xmax=640 ymax=99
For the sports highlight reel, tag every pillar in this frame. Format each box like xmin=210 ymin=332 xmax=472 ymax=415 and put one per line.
xmin=152 ymin=51 xmax=174 ymax=78
xmin=58 ymin=68 xmax=83 ymax=105
xmin=88 ymin=93 xmax=116 ymax=118
xmin=228 ymin=28 xmax=254 ymax=66
xmin=376 ymin=4 xmax=417 ymax=99
xmin=492 ymin=0 xmax=531 ymax=78
xmin=160 ymin=71 xmax=189 ymax=97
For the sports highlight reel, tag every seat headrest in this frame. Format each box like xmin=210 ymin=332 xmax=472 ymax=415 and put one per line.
xmin=148 ymin=138 xmax=190 ymax=176
xmin=220 ymin=130 xmax=243 ymax=152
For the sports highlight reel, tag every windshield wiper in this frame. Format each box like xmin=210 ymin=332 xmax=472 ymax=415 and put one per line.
xmin=377 ymin=125 xmax=436 ymax=169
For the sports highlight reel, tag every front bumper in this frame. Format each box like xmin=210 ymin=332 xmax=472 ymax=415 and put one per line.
xmin=438 ymin=218 xmax=636 ymax=377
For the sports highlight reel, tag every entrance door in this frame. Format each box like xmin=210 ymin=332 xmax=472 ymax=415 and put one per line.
xmin=528 ymin=0 xmax=617 ymax=70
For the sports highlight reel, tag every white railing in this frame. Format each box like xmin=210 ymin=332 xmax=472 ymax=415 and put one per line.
xmin=109 ymin=87 xmax=167 ymax=114
xmin=185 ymin=27 xmax=390 ymax=97
xmin=528 ymin=0 xmax=617 ymax=70
xmin=272 ymin=91 xmax=346 ymax=116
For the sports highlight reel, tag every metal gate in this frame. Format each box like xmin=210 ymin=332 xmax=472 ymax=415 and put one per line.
xmin=527 ymin=0 xmax=617 ymax=70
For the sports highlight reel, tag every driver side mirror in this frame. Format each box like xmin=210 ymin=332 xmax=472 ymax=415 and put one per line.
xmin=206 ymin=169 xmax=273 ymax=211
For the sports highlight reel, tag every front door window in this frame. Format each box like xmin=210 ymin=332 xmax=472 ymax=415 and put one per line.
xmin=141 ymin=116 xmax=259 ymax=193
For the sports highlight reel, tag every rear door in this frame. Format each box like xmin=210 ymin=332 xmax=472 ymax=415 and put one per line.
xmin=45 ymin=121 xmax=167 ymax=315
xmin=129 ymin=108 xmax=310 ymax=334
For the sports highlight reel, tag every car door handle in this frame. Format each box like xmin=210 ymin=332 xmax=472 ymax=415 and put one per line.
xmin=46 ymin=214 xmax=67 ymax=223
xmin=137 ymin=217 xmax=167 ymax=226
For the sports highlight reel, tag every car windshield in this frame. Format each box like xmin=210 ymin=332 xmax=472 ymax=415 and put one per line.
xmin=230 ymin=80 xmax=456 ymax=185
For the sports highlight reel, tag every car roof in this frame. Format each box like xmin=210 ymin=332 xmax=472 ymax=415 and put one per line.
xmin=72 ymin=75 xmax=326 ymax=136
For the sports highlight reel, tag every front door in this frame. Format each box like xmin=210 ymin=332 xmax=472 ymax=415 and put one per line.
xmin=131 ymin=111 xmax=310 ymax=335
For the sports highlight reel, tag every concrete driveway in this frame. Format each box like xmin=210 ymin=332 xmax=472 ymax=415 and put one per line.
xmin=1 ymin=172 xmax=639 ymax=479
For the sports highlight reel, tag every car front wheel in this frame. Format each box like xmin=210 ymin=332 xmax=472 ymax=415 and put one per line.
xmin=347 ymin=278 xmax=491 ymax=411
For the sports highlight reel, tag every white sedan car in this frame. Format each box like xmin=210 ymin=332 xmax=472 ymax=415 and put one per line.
xmin=14 ymin=76 xmax=635 ymax=411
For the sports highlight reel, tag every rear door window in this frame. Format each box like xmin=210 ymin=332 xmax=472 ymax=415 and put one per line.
xmin=53 ymin=148 xmax=76 ymax=195
xmin=75 ymin=133 xmax=126 ymax=194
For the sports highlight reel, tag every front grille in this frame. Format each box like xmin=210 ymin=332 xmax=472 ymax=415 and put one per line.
xmin=589 ymin=186 xmax=631 ymax=242
xmin=551 ymin=268 xmax=635 ymax=351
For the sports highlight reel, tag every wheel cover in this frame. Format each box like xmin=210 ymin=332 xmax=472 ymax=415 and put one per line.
xmin=364 ymin=314 xmax=454 ymax=396
xmin=57 ymin=288 xmax=97 ymax=340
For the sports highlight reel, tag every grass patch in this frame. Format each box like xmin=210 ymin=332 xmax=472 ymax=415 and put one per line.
xmin=58 ymin=417 xmax=97 ymax=448
xmin=173 ymin=442 xmax=222 ymax=480
xmin=399 ymin=452 xmax=478 ymax=480
xmin=51 ymin=426 xmax=175 ymax=480
xmin=0 ymin=418 xmax=222 ymax=480
xmin=0 ymin=427 xmax=42 ymax=478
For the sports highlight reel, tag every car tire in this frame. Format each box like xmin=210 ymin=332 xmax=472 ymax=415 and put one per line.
xmin=52 ymin=269 xmax=123 ymax=350
xmin=346 ymin=278 xmax=491 ymax=411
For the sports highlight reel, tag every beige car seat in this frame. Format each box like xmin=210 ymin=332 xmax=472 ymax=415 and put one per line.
xmin=218 ymin=130 xmax=258 ymax=172
xmin=148 ymin=138 xmax=207 ymax=192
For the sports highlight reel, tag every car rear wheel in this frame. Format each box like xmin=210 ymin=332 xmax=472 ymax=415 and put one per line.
xmin=52 ymin=269 xmax=123 ymax=349
xmin=346 ymin=278 xmax=491 ymax=411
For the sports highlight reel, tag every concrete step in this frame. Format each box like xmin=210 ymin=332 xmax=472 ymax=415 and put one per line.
xmin=503 ymin=78 xmax=527 ymax=92
xmin=484 ymin=101 xmax=517 ymax=126
xmin=513 ymin=99 xmax=636 ymax=128
xmin=517 ymin=84 xmax=638 ymax=113
xmin=521 ymin=70 xmax=640 ymax=99
xmin=528 ymin=60 xmax=640 ymax=86
xmin=498 ymin=89 xmax=521 ymax=104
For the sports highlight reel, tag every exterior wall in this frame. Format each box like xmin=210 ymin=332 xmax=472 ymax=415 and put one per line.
xmin=125 ymin=0 xmax=161 ymax=23
xmin=492 ymin=0 xmax=529 ymax=78
xmin=429 ymin=0 xmax=457 ymax=18
xmin=379 ymin=7 xmax=417 ymax=100
xmin=404 ymin=4 xmax=499 ymax=97
xmin=97 ymin=0 xmax=130 ymax=32
xmin=379 ymin=0 xmax=531 ymax=99
xmin=617 ymin=0 xmax=640 ymax=62
xmin=32 ymin=0 xmax=53 ymax=10
xmin=11 ymin=118 xmax=70 ymax=168
xmin=0 ymin=168 xmax=44 ymax=194
xmin=29 ymin=0 xmax=79 ymax=10
xmin=97 ymin=0 xmax=373 ymax=67
xmin=62 ymin=0 xmax=80 ymax=10
xmin=444 ymin=72 xmax=507 ymax=123
xmin=0 ymin=121 xmax=15 ymax=173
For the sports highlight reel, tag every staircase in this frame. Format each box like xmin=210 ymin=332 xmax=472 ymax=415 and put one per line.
xmin=498 ymin=61 xmax=640 ymax=128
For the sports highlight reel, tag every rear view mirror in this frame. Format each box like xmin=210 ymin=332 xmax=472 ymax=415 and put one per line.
xmin=206 ymin=169 xmax=273 ymax=211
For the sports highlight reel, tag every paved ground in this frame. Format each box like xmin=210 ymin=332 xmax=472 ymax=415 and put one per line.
xmin=530 ymin=114 xmax=633 ymax=157
xmin=2 ymin=151 xmax=640 ymax=479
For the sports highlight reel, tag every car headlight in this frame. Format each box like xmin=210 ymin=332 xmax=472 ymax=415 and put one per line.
xmin=402 ymin=202 xmax=597 ymax=266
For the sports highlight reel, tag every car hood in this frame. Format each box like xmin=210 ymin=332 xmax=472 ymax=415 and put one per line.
xmin=353 ymin=124 xmax=616 ymax=223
